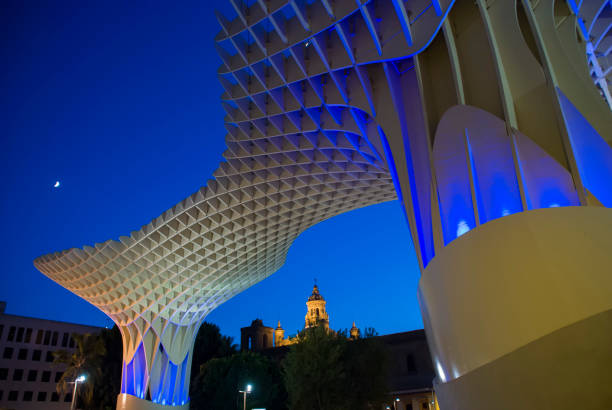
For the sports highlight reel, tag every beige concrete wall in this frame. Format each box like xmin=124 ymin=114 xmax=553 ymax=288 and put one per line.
xmin=418 ymin=207 xmax=612 ymax=382
xmin=434 ymin=309 xmax=612 ymax=410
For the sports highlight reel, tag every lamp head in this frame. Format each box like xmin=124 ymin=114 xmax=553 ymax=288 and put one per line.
xmin=76 ymin=375 xmax=86 ymax=382
xmin=246 ymin=384 xmax=252 ymax=393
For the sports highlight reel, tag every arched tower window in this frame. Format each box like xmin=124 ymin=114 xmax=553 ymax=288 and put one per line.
xmin=263 ymin=334 xmax=268 ymax=348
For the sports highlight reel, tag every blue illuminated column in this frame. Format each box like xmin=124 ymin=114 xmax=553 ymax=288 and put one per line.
xmin=115 ymin=320 xmax=197 ymax=410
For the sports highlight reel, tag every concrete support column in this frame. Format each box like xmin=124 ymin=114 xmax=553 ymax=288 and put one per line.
xmin=419 ymin=207 xmax=612 ymax=409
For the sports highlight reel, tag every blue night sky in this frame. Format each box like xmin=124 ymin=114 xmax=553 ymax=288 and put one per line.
xmin=0 ymin=1 xmax=422 ymax=344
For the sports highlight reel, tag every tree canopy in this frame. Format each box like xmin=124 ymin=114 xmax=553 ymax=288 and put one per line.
xmin=282 ymin=326 xmax=388 ymax=410
xmin=190 ymin=321 xmax=237 ymax=383
xmin=53 ymin=332 xmax=107 ymax=408
xmin=191 ymin=350 xmax=287 ymax=410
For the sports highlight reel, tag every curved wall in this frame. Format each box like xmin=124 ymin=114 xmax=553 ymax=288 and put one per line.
xmin=419 ymin=206 xmax=612 ymax=408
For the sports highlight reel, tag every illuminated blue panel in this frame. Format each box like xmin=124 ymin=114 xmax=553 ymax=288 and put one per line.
xmin=465 ymin=128 xmax=523 ymax=223
xmin=165 ymin=359 xmax=178 ymax=405
xmin=152 ymin=347 xmax=169 ymax=403
xmin=177 ymin=353 xmax=189 ymax=404
xmin=557 ymin=88 xmax=612 ymax=206
xmin=433 ymin=125 xmax=476 ymax=245
xmin=133 ymin=343 xmax=147 ymax=399
xmin=121 ymin=342 xmax=148 ymax=399
xmin=380 ymin=64 xmax=435 ymax=267
xmin=513 ymin=129 xmax=580 ymax=209
xmin=121 ymin=358 xmax=133 ymax=394
xmin=148 ymin=345 xmax=191 ymax=406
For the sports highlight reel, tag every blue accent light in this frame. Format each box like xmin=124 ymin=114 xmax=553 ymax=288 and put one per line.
xmin=378 ymin=127 xmax=410 ymax=227
xmin=444 ymin=188 xmax=476 ymax=243
xmin=379 ymin=125 xmax=435 ymax=267
xmin=456 ymin=220 xmax=470 ymax=237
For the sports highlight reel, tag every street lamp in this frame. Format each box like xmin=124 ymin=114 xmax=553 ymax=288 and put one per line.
xmin=238 ymin=384 xmax=252 ymax=410
xmin=393 ymin=397 xmax=400 ymax=410
xmin=70 ymin=375 xmax=86 ymax=410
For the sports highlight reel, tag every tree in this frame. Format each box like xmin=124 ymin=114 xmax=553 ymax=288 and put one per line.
xmin=283 ymin=326 xmax=388 ymax=410
xmin=190 ymin=321 xmax=237 ymax=384
xmin=343 ymin=334 xmax=388 ymax=408
xmin=90 ymin=326 xmax=123 ymax=410
xmin=53 ymin=332 xmax=106 ymax=408
xmin=191 ymin=351 xmax=287 ymax=410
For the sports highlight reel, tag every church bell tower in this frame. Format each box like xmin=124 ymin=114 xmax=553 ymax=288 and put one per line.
xmin=305 ymin=283 xmax=329 ymax=330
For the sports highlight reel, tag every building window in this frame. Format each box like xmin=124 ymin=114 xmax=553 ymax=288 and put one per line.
xmin=36 ymin=329 xmax=43 ymax=344
xmin=37 ymin=391 xmax=47 ymax=401
xmin=0 ymin=368 xmax=8 ymax=380
xmin=18 ymin=348 xmax=28 ymax=360
xmin=3 ymin=347 xmax=13 ymax=359
xmin=46 ymin=351 xmax=54 ymax=362
xmin=16 ymin=327 xmax=24 ymax=342
xmin=32 ymin=349 xmax=41 ymax=361
xmin=7 ymin=326 xmax=16 ymax=341
xmin=25 ymin=328 xmax=33 ymax=343
xmin=406 ymin=404 xmax=413 ymax=410
xmin=422 ymin=403 xmax=428 ymax=409
xmin=51 ymin=331 xmax=59 ymax=346
xmin=55 ymin=371 xmax=63 ymax=383
xmin=27 ymin=369 xmax=37 ymax=382
xmin=51 ymin=392 xmax=60 ymax=402
xmin=0 ymin=324 xmax=4 ymax=340
xmin=61 ymin=332 xmax=69 ymax=347
xmin=64 ymin=393 xmax=73 ymax=402
xmin=8 ymin=390 xmax=18 ymax=401
xmin=41 ymin=371 xmax=51 ymax=382
xmin=405 ymin=353 xmax=417 ymax=373
xmin=43 ymin=330 xmax=51 ymax=345
xmin=13 ymin=369 xmax=23 ymax=381
xmin=0 ymin=390 xmax=3 ymax=400
xmin=23 ymin=391 xmax=33 ymax=401
xmin=69 ymin=336 xmax=75 ymax=348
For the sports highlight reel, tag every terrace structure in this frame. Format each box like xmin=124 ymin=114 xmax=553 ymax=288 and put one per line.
xmin=34 ymin=1 xmax=612 ymax=409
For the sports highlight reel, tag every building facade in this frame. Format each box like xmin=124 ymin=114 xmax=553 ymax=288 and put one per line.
xmin=240 ymin=319 xmax=275 ymax=351
xmin=0 ymin=302 xmax=101 ymax=410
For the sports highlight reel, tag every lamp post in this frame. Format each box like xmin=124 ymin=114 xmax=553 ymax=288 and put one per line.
xmin=393 ymin=397 xmax=400 ymax=410
xmin=238 ymin=384 xmax=252 ymax=410
xmin=70 ymin=375 xmax=86 ymax=410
